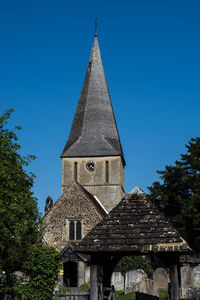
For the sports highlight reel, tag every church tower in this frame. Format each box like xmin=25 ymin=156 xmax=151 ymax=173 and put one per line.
xmin=61 ymin=29 xmax=125 ymax=212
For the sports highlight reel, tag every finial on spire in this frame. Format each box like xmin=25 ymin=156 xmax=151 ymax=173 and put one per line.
xmin=94 ymin=17 xmax=98 ymax=37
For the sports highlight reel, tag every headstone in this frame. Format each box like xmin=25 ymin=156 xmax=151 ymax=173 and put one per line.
xmin=180 ymin=287 xmax=200 ymax=299
xmin=146 ymin=278 xmax=159 ymax=296
xmin=125 ymin=269 xmax=147 ymax=295
xmin=192 ymin=266 xmax=200 ymax=288
xmin=180 ymin=265 xmax=192 ymax=288
xmin=153 ymin=268 xmax=169 ymax=290
xmin=111 ymin=272 xmax=124 ymax=291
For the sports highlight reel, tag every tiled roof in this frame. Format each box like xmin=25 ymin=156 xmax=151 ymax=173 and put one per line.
xmin=77 ymin=193 xmax=191 ymax=254
xmin=61 ymin=36 xmax=125 ymax=165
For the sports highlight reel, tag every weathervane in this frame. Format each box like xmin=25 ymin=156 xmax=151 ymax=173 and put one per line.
xmin=94 ymin=17 xmax=98 ymax=37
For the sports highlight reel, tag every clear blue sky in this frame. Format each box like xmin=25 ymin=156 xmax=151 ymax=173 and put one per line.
xmin=1 ymin=0 xmax=199 ymax=214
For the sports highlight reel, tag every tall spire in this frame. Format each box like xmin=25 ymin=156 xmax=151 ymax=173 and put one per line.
xmin=61 ymin=31 xmax=125 ymax=165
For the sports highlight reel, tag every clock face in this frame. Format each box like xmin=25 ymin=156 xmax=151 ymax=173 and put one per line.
xmin=86 ymin=161 xmax=96 ymax=172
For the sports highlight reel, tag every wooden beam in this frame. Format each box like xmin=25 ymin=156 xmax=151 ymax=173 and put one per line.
xmin=90 ymin=264 xmax=98 ymax=300
xmin=169 ymin=262 xmax=179 ymax=300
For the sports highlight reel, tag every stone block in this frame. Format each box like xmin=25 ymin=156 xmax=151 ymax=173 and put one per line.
xmin=180 ymin=265 xmax=192 ymax=288
xmin=180 ymin=287 xmax=200 ymax=299
xmin=192 ymin=266 xmax=200 ymax=288
xmin=111 ymin=272 xmax=124 ymax=291
xmin=153 ymin=268 xmax=169 ymax=290
xmin=146 ymin=278 xmax=159 ymax=297
xmin=125 ymin=269 xmax=147 ymax=295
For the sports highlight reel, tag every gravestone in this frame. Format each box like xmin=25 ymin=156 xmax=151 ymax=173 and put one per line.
xmin=153 ymin=268 xmax=168 ymax=290
xmin=125 ymin=269 xmax=147 ymax=294
xmin=111 ymin=272 xmax=124 ymax=291
xmin=180 ymin=266 xmax=192 ymax=288
xmin=146 ymin=278 xmax=159 ymax=297
xmin=125 ymin=269 xmax=159 ymax=296
xmin=192 ymin=266 xmax=200 ymax=288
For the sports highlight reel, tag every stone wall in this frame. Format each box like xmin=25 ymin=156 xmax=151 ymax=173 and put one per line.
xmin=43 ymin=182 xmax=103 ymax=251
xmin=62 ymin=156 xmax=125 ymax=212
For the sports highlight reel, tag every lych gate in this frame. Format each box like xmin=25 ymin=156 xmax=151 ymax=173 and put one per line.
xmin=77 ymin=192 xmax=191 ymax=299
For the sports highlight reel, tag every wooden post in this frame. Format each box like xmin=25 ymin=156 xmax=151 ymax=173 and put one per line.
xmin=90 ymin=264 xmax=98 ymax=300
xmin=55 ymin=290 xmax=58 ymax=300
xmin=169 ymin=262 xmax=179 ymax=300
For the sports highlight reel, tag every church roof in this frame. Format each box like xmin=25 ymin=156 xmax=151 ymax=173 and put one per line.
xmin=77 ymin=182 xmax=108 ymax=217
xmin=77 ymin=193 xmax=191 ymax=254
xmin=61 ymin=34 xmax=125 ymax=165
xmin=61 ymin=243 xmax=90 ymax=262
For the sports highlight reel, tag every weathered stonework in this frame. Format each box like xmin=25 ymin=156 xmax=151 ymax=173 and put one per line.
xmin=192 ymin=266 xmax=200 ymax=288
xmin=62 ymin=156 xmax=125 ymax=212
xmin=43 ymin=181 xmax=106 ymax=251
xmin=153 ymin=268 xmax=169 ymax=290
xmin=111 ymin=272 xmax=124 ymax=291
xmin=125 ymin=269 xmax=158 ymax=297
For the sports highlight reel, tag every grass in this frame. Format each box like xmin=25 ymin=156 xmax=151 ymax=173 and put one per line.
xmin=116 ymin=291 xmax=135 ymax=299
xmin=159 ymin=289 xmax=168 ymax=300
xmin=79 ymin=283 xmax=89 ymax=290
xmin=116 ymin=289 xmax=168 ymax=299
xmin=55 ymin=286 xmax=168 ymax=300
xmin=58 ymin=285 xmax=69 ymax=293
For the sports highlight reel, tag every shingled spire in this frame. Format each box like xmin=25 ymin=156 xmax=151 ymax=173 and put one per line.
xmin=61 ymin=31 xmax=125 ymax=165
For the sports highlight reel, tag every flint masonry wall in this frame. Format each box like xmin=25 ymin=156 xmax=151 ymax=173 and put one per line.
xmin=43 ymin=182 xmax=103 ymax=251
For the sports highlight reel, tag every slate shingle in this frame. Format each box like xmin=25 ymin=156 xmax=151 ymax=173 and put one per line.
xmin=61 ymin=36 xmax=125 ymax=165
xmin=77 ymin=193 xmax=191 ymax=254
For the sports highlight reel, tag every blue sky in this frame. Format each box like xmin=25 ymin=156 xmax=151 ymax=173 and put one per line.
xmin=1 ymin=0 xmax=200 ymax=214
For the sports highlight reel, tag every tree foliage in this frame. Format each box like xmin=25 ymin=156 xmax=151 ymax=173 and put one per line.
xmin=148 ymin=137 xmax=200 ymax=253
xmin=16 ymin=244 xmax=61 ymax=300
xmin=0 ymin=109 xmax=40 ymax=278
xmin=114 ymin=256 xmax=153 ymax=278
xmin=0 ymin=110 xmax=61 ymax=299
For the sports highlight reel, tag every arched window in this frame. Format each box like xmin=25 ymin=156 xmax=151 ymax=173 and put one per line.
xmin=76 ymin=221 xmax=82 ymax=240
xmin=69 ymin=221 xmax=75 ymax=240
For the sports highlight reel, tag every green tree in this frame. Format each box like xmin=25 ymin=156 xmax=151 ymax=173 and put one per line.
xmin=148 ymin=137 xmax=200 ymax=253
xmin=0 ymin=110 xmax=62 ymax=299
xmin=114 ymin=256 xmax=153 ymax=278
xmin=16 ymin=244 xmax=61 ymax=300
xmin=0 ymin=109 xmax=40 ymax=294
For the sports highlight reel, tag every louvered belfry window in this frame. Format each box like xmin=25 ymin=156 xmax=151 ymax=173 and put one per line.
xmin=105 ymin=161 xmax=109 ymax=182
xmin=74 ymin=162 xmax=77 ymax=180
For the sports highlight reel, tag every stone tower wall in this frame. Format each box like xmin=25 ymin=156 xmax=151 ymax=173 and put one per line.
xmin=62 ymin=156 xmax=125 ymax=212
